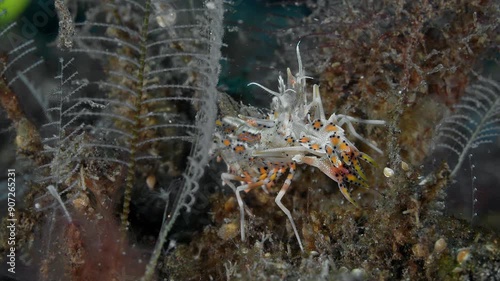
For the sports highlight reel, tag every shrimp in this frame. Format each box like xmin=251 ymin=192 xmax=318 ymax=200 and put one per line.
xmin=212 ymin=44 xmax=385 ymax=251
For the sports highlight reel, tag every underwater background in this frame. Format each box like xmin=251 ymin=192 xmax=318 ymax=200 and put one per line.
xmin=0 ymin=0 xmax=499 ymax=280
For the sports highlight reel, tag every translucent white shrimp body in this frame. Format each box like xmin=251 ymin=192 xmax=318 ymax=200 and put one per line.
xmin=213 ymin=44 xmax=385 ymax=251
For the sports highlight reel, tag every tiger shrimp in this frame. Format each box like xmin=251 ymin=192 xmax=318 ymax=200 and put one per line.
xmin=212 ymin=44 xmax=385 ymax=252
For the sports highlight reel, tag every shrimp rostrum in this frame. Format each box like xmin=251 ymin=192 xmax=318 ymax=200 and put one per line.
xmin=212 ymin=44 xmax=385 ymax=251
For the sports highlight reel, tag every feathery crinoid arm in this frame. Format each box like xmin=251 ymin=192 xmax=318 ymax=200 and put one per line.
xmin=1 ymin=23 xmax=44 ymax=157
xmin=34 ymin=57 xmax=91 ymax=223
xmin=0 ymin=22 xmax=44 ymax=88
xmin=436 ymin=75 xmax=500 ymax=178
xmin=71 ymin=0 xmax=224 ymax=232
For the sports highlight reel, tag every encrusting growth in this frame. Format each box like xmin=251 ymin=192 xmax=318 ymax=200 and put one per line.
xmin=212 ymin=44 xmax=385 ymax=251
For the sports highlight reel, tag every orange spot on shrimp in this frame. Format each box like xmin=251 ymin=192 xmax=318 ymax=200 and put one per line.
xmin=245 ymin=119 xmax=258 ymax=127
xmin=234 ymin=144 xmax=246 ymax=154
xmin=324 ymin=123 xmax=338 ymax=132
xmin=238 ymin=132 xmax=261 ymax=143
xmin=258 ymin=167 xmax=268 ymax=180
xmin=270 ymin=168 xmax=278 ymax=181
xmin=310 ymin=143 xmax=321 ymax=150
xmin=312 ymin=119 xmax=323 ymax=131
xmin=339 ymin=142 xmax=350 ymax=152
xmin=330 ymin=155 xmax=341 ymax=167
xmin=285 ymin=136 xmax=295 ymax=144
xmin=330 ymin=135 xmax=341 ymax=147
xmin=223 ymin=139 xmax=231 ymax=147
xmin=349 ymin=171 xmax=368 ymax=187
xmin=342 ymin=152 xmax=351 ymax=164
xmin=223 ymin=127 xmax=235 ymax=134
xmin=325 ymin=145 xmax=333 ymax=155
xmin=346 ymin=173 xmax=357 ymax=182
xmin=299 ymin=136 xmax=310 ymax=144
